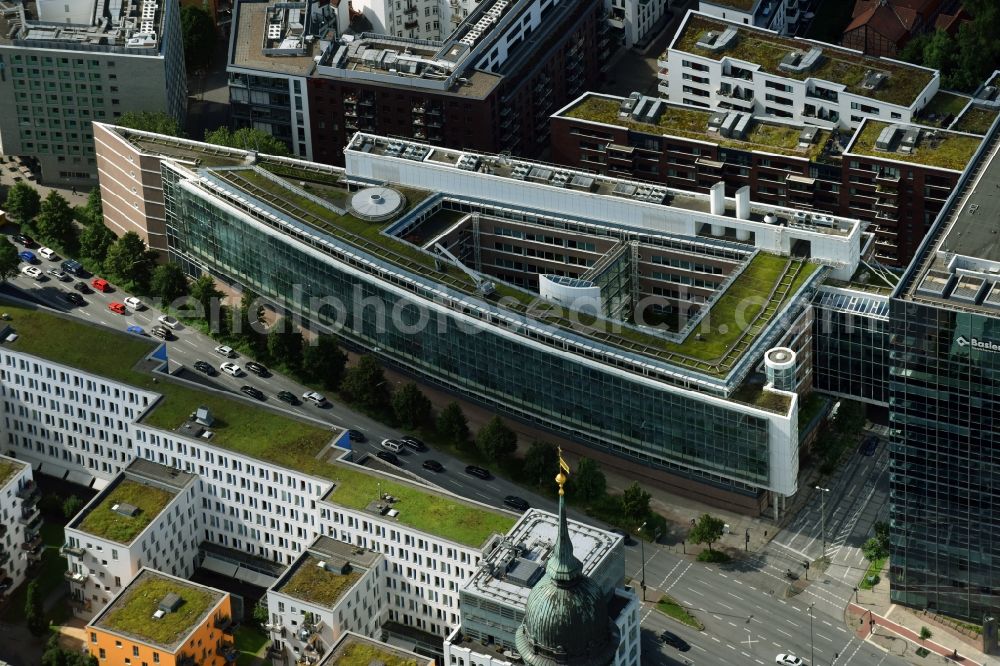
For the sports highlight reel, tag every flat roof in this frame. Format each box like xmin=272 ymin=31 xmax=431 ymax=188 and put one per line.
xmin=671 ymin=12 xmax=935 ymax=107
xmin=701 ymin=0 xmax=758 ymax=10
xmin=0 ymin=454 xmax=26 ymax=487
xmin=846 ymin=120 xmax=983 ymax=171
xmin=72 ymin=475 xmax=179 ymax=544
xmin=229 ymin=0 xmax=319 ymax=75
xmin=0 ymin=0 xmax=167 ymax=50
xmin=322 ymin=632 xmax=430 ymax=666
xmin=90 ymin=569 xmax=226 ymax=651
xmin=271 ymin=537 xmax=379 ymax=608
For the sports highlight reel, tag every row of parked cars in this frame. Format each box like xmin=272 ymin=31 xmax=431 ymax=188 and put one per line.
xmin=193 ymin=345 xmax=331 ymax=407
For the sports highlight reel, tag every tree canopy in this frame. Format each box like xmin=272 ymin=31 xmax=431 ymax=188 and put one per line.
xmin=180 ymin=5 xmax=216 ymax=73
xmin=4 ymin=181 xmax=41 ymax=223
xmin=36 ymin=191 xmax=78 ymax=253
xmin=116 ymin=111 xmax=182 ymax=137
xmin=150 ymin=263 xmax=189 ymax=304
xmin=392 ymin=382 xmax=432 ymax=429
xmin=79 ymin=222 xmax=117 ymax=267
xmin=340 ymin=355 xmax=392 ymax=411
xmin=688 ymin=513 xmax=726 ymax=553
xmin=899 ymin=1 xmax=1000 ymax=91
xmin=476 ymin=416 xmax=518 ymax=462
xmin=437 ymin=402 xmax=470 ymax=447
xmin=301 ymin=335 xmax=348 ymax=390
xmin=0 ymin=240 xmax=20 ymax=281
xmin=205 ymin=126 xmax=290 ymax=155
xmin=105 ymin=231 xmax=157 ymax=290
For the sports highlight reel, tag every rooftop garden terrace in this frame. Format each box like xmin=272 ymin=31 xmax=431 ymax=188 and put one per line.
xmin=75 ymin=479 xmax=175 ymax=543
xmin=97 ymin=573 xmax=219 ymax=649
xmin=0 ymin=458 xmax=23 ymax=486
xmin=673 ymin=15 xmax=935 ymax=106
xmin=849 ymin=120 xmax=982 ymax=171
xmin=564 ymin=95 xmax=829 ymax=160
xmin=953 ymin=106 xmax=1000 ymax=135
xmin=0 ymin=300 xmax=512 ymax=546
xmin=916 ymin=91 xmax=970 ymax=126
xmin=276 ymin=553 xmax=363 ymax=607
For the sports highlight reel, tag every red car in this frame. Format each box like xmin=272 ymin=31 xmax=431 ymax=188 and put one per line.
xmin=91 ymin=277 xmax=111 ymax=292
xmin=108 ymin=302 xmax=126 ymax=315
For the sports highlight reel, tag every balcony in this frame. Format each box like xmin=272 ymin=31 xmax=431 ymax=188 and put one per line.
xmin=876 ymin=170 xmax=901 ymax=183
xmin=214 ymin=614 xmax=233 ymax=631
xmin=404 ymin=19 xmax=419 ymax=29
xmin=607 ymin=10 xmax=625 ymax=29
xmin=18 ymin=506 xmax=40 ymax=527
xmin=0 ymin=550 xmax=9 ymax=566
xmin=60 ymin=544 xmax=86 ymax=558
xmin=22 ymin=533 xmax=42 ymax=552
xmin=875 ymin=197 xmax=898 ymax=210
xmin=217 ymin=641 xmax=239 ymax=662
xmin=16 ymin=481 xmax=38 ymax=501
xmin=64 ymin=570 xmax=87 ymax=583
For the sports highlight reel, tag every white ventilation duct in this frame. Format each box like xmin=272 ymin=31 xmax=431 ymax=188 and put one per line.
xmin=736 ymin=185 xmax=750 ymax=220
xmin=710 ymin=182 xmax=725 ymax=216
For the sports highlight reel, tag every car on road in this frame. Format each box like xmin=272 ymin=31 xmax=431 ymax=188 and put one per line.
xmin=245 ymin=361 xmax=269 ymax=377
xmin=61 ymin=259 xmax=83 ymax=275
xmin=401 ymin=436 xmax=427 ymax=452
xmin=20 ymin=265 xmax=42 ymax=280
xmin=860 ymin=435 xmax=879 ymax=456
xmin=503 ymin=495 xmax=529 ymax=511
xmin=381 ymin=438 xmax=405 ymax=453
xmin=151 ymin=325 xmax=170 ymax=340
xmin=158 ymin=314 xmax=180 ymax=329
xmin=18 ymin=250 xmax=37 ymax=264
xmin=108 ymin=302 xmax=126 ymax=315
xmin=126 ymin=325 xmax=145 ymax=336
xmin=660 ymin=631 xmax=690 ymax=652
xmin=220 ymin=361 xmax=243 ymax=377
xmin=74 ymin=281 xmax=91 ymax=293
xmin=38 ymin=247 xmax=58 ymax=261
xmin=15 ymin=234 xmax=35 ymax=248
xmin=376 ymin=450 xmax=401 ymax=466
xmin=123 ymin=296 xmax=145 ymax=311
xmin=775 ymin=655 xmax=804 ymax=666
xmin=348 ymin=430 xmax=366 ymax=442
xmin=240 ymin=385 xmax=265 ymax=400
xmin=46 ymin=268 xmax=69 ymax=281
xmin=302 ymin=391 xmax=327 ymax=406
xmin=63 ymin=292 xmax=84 ymax=306
xmin=193 ymin=360 xmax=216 ymax=375
xmin=214 ymin=345 xmax=237 ymax=358
xmin=276 ymin=390 xmax=300 ymax=405
xmin=422 ymin=459 xmax=444 ymax=472
xmin=465 ymin=465 xmax=491 ymax=480
xmin=91 ymin=277 xmax=111 ymax=292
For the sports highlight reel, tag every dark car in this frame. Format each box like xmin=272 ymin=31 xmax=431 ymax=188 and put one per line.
xmin=401 ymin=436 xmax=427 ymax=452
xmin=73 ymin=281 xmax=92 ymax=293
xmin=61 ymin=259 xmax=83 ymax=276
xmin=240 ymin=385 xmax=265 ymax=400
xmin=277 ymin=390 xmax=300 ymax=405
xmin=465 ymin=465 xmax=491 ymax=480
xmin=348 ymin=429 xmax=366 ymax=443
xmin=63 ymin=292 xmax=84 ymax=306
xmin=860 ymin=435 xmax=879 ymax=456
xmin=422 ymin=459 xmax=444 ymax=473
xmin=245 ymin=361 xmax=269 ymax=377
xmin=661 ymin=631 xmax=690 ymax=652
xmin=376 ymin=450 xmax=401 ymax=466
xmin=503 ymin=495 xmax=529 ymax=511
xmin=193 ymin=360 xmax=216 ymax=376
xmin=15 ymin=234 xmax=34 ymax=248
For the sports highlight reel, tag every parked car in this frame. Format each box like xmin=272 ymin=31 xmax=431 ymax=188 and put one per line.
xmin=20 ymin=265 xmax=42 ymax=280
xmin=108 ymin=302 xmax=126 ymax=315
xmin=214 ymin=345 xmax=237 ymax=358
xmin=240 ymin=385 xmax=265 ymax=400
xmin=245 ymin=361 xmax=269 ymax=377
xmin=380 ymin=439 xmax=404 ymax=453
xmin=46 ymin=268 xmax=69 ymax=281
xmin=150 ymin=325 xmax=170 ymax=340
xmin=660 ymin=632 xmax=690 ymax=652
xmin=123 ymin=296 xmax=145 ymax=311
xmin=74 ymin=281 xmax=91 ymax=293
xmin=193 ymin=360 xmax=216 ymax=375
xmin=860 ymin=435 xmax=879 ymax=457
xmin=775 ymin=655 xmax=804 ymax=666
xmin=63 ymin=292 xmax=84 ymax=306
xmin=158 ymin=314 xmax=180 ymax=329
xmin=348 ymin=429 xmax=366 ymax=442
xmin=302 ymin=391 xmax=327 ymax=406
xmin=18 ymin=250 xmax=37 ymax=264
xmin=401 ymin=436 xmax=427 ymax=452
xmin=61 ymin=259 xmax=83 ymax=275
xmin=15 ymin=234 xmax=35 ymax=248
xmin=276 ymin=390 xmax=300 ymax=405
xmin=503 ymin=495 xmax=529 ymax=511
xmin=465 ymin=465 xmax=491 ymax=480
xmin=376 ymin=450 xmax=401 ymax=466
xmin=422 ymin=459 xmax=444 ymax=473
xmin=126 ymin=325 xmax=145 ymax=336
xmin=220 ymin=362 xmax=243 ymax=377
xmin=91 ymin=277 xmax=111 ymax=292
xmin=38 ymin=247 xmax=58 ymax=261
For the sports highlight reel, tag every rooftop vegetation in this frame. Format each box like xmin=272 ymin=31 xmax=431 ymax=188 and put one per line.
xmin=100 ymin=575 xmax=217 ymax=647
xmin=850 ymin=121 xmax=981 ymax=171
xmin=277 ymin=554 xmax=363 ymax=607
xmin=76 ymin=479 xmax=175 ymax=543
xmin=335 ymin=641 xmax=422 ymax=666
xmin=918 ymin=91 xmax=970 ymax=122
xmin=953 ymin=107 xmax=1000 ymax=135
xmin=564 ymin=96 xmax=829 ymax=160
xmin=674 ymin=15 xmax=934 ymax=106
xmin=0 ymin=459 xmax=21 ymax=486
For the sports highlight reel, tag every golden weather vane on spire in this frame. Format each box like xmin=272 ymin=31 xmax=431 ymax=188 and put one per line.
xmin=556 ymin=447 xmax=571 ymax=495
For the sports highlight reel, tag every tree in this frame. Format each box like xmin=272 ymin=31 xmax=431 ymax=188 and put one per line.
xmin=476 ymin=416 xmax=517 ymax=462
xmin=150 ymin=263 xmax=189 ymax=304
xmin=621 ymin=482 xmax=651 ymax=522
xmin=116 ymin=111 xmax=182 ymax=136
xmin=42 ymin=636 xmax=98 ymax=666
xmin=392 ymin=382 xmax=432 ymax=429
xmin=25 ymin=579 xmax=47 ymax=636
xmin=301 ymin=335 xmax=347 ymax=390
xmin=0 ymin=240 xmax=20 ymax=281
xmin=180 ymin=5 xmax=216 ymax=73
xmin=205 ymin=126 xmax=290 ymax=156
xmin=62 ymin=495 xmax=84 ymax=519
xmin=189 ymin=274 xmax=224 ymax=321
xmin=521 ymin=441 xmax=558 ymax=488
xmin=920 ymin=626 xmax=932 ymax=640
xmin=571 ymin=457 xmax=606 ymax=503
xmin=862 ymin=536 xmax=889 ymax=562
xmin=267 ymin=318 xmax=304 ymax=370
xmin=36 ymin=191 xmax=78 ymax=253
xmin=78 ymin=222 xmax=116 ymax=267
xmin=104 ymin=231 xmax=156 ymax=290
xmin=252 ymin=600 xmax=269 ymax=625
xmin=83 ymin=188 xmax=103 ymax=225
xmin=4 ymin=181 xmax=41 ymax=223
xmin=437 ymin=401 xmax=470 ymax=447
xmin=340 ymin=355 xmax=391 ymax=411
xmin=688 ymin=513 xmax=726 ymax=553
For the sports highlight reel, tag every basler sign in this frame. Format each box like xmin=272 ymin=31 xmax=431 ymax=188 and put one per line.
xmin=956 ymin=336 xmax=1000 ymax=352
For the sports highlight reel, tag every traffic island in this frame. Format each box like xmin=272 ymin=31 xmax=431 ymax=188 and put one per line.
xmin=653 ymin=593 xmax=705 ymax=631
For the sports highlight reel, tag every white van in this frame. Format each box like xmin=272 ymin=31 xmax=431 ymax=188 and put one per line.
xmin=38 ymin=247 xmax=58 ymax=260
xmin=380 ymin=438 xmax=404 ymax=453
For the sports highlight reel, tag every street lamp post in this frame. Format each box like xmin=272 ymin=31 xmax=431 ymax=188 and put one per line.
xmin=637 ymin=522 xmax=648 ymax=601
xmin=815 ymin=485 xmax=830 ymax=557
xmin=809 ymin=603 xmax=815 ymax=666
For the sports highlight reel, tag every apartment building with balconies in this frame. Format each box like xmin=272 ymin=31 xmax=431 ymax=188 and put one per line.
xmin=697 ymin=0 xmax=810 ymax=37
xmin=658 ymin=10 xmax=939 ymax=131
xmin=604 ymin=0 xmax=669 ymax=50
xmin=0 ymin=454 xmax=40 ymax=602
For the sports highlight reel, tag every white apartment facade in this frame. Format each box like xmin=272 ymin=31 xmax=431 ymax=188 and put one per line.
xmin=659 ymin=10 xmax=940 ymax=130
xmin=349 ymin=0 xmax=482 ymax=41
xmin=698 ymin=0 xmax=810 ymax=36
xmin=0 ymin=453 xmax=40 ymax=599
xmin=606 ymin=0 xmax=669 ymax=50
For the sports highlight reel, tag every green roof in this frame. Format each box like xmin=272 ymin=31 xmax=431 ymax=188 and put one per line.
xmin=953 ymin=106 xmax=1000 ymax=135
xmin=276 ymin=553 xmax=364 ymax=607
xmin=331 ymin=639 xmax=423 ymax=666
xmin=76 ymin=479 xmax=176 ymax=544
xmin=917 ymin=91 xmax=970 ymax=125
xmin=0 ymin=458 xmax=22 ymax=487
xmin=673 ymin=15 xmax=934 ymax=106
xmin=563 ymin=95 xmax=830 ymax=160
xmin=97 ymin=573 xmax=220 ymax=649
xmin=849 ymin=120 xmax=981 ymax=171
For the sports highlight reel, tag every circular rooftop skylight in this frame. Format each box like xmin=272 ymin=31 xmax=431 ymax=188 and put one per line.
xmin=349 ymin=186 xmax=406 ymax=222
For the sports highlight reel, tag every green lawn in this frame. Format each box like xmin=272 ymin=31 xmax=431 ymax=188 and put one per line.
xmin=75 ymin=479 xmax=175 ymax=544
xmin=277 ymin=554 xmax=363 ymax=607
xmin=234 ymin=624 xmax=268 ymax=666
xmin=859 ymin=556 xmax=887 ymax=590
xmin=101 ymin=574 xmax=217 ymax=647
xmin=656 ymin=595 xmax=704 ymax=630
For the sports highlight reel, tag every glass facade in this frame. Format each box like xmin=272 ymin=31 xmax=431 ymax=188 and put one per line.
xmin=812 ymin=290 xmax=890 ymax=405
xmin=163 ymin=167 xmax=779 ymax=493
xmin=888 ymin=298 xmax=1000 ymax=622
